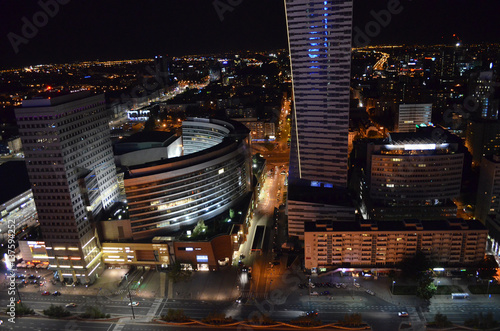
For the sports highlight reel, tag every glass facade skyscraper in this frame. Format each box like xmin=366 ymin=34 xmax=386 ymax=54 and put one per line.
xmin=285 ymin=0 xmax=353 ymax=188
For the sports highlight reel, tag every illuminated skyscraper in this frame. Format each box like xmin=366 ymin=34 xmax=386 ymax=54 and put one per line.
xmin=16 ymin=91 xmax=119 ymax=284
xmin=285 ymin=0 xmax=355 ymax=239
xmin=285 ymin=0 xmax=353 ymax=187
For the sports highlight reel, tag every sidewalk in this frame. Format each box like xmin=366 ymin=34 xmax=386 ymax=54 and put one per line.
xmin=16 ymin=268 xmax=164 ymax=300
xmin=168 ymin=267 xmax=240 ymax=301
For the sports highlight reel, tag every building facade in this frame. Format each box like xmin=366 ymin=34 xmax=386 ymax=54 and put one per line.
xmin=16 ymin=91 xmax=120 ymax=283
xmin=465 ymin=119 xmax=500 ymax=166
xmin=366 ymin=129 xmax=464 ymax=220
xmin=397 ymin=103 xmax=432 ymax=132
xmin=476 ymin=155 xmax=500 ymax=222
xmin=124 ymin=118 xmax=253 ymax=240
xmin=285 ymin=0 xmax=353 ymax=187
xmin=304 ymin=219 xmax=488 ymax=270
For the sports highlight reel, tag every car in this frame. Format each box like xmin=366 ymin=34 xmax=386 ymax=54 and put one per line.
xmin=41 ymin=291 xmax=51 ymax=296
xmin=365 ymin=289 xmax=375 ymax=296
xmin=128 ymin=302 xmax=139 ymax=306
xmin=321 ymin=291 xmax=330 ymax=296
xmin=335 ymin=283 xmax=341 ymax=288
xmin=236 ymin=296 xmax=243 ymax=304
xmin=398 ymin=312 xmax=409 ymax=317
xmin=354 ymin=282 xmax=360 ymax=288
xmin=65 ymin=303 xmax=77 ymax=308
xmin=52 ymin=291 xmax=61 ymax=296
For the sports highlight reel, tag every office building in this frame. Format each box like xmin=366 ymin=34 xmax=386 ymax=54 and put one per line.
xmin=122 ymin=118 xmax=253 ymax=240
xmin=476 ymin=155 xmax=500 ymax=222
xmin=285 ymin=0 xmax=353 ymax=186
xmin=469 ymin=71 xmax=499 ymax=120
xmin=396 ymin=103 xmax=432 ymax=132
xmin=364 ymin=128 xmax=464 ymax=220
xmin=465 ymin=119 xmax=500 ymax=166
xmin=284 ymin=0 xmax=355 ymax=239
xmin=16 ymin=91 xmax=119 ymax=284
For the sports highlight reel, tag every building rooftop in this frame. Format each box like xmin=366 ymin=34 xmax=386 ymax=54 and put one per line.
xmin=117 ymin=131 xmax=176 ymax=144
xmin=21 ymin=90 xmax=93 ymax=107
xmin=386 ymin=127 xmax=460 ymax=146
xmin=304 ymin=218 xmax=487 ymax=233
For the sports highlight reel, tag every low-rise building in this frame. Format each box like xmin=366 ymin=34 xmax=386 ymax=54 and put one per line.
xmin=304 ymin=218 xmax=487 ymax=270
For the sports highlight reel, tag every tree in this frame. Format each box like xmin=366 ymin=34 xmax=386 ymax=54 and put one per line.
xmin=338 ymin=313 xmax=363 ymax=326
xmin=7 ymin=302 xmax=34 ymax=316
xmin=433 ymin=313 xmax=452 ymax=328
xmin=416 ymin=271 xmax=437 ymax=300
xmin=161 ymin=308 xmax=189 ymax=322
xmin=168 ymin=260 xmax=192 ymax=283
xmin=465 ymin=312 xmax=499 ymax=329
xmin=81 ymin=306 xmax=110 ymax=319
xmin=202 ymin=312 xmax=234 ymax=325
xmin=43 ymin=304 xmax=71 ymax=318
xmin=475 ymin=256 xmax=499 ymax=280
xmin=192 ymin=220 xmax=207 ymax=237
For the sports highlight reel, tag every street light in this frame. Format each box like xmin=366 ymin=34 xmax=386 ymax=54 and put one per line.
xmin=392 ymin=281 xmax=395 ymax=294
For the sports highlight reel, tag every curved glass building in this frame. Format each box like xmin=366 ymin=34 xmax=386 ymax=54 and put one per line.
xmin=123 ymin=118 xmax=252 ymax=240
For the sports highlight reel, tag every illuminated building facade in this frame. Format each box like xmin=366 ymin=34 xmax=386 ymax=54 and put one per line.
xmin=285 ymin=0 xmax=353 ymax=186
xmin=366 ymin=129 xmax=464 ymax=220
xmin=304 ymin=218 xmax=488 ymax=269
xmin=284 ymin=0 xmax=355 ymax=240
xmin=16 ymin=91 xmax=120 ymax=283
xmin=397 ymin=103 xmax=432 ymax=132
xmin=124 ymin=118 xmax=252 ymax=240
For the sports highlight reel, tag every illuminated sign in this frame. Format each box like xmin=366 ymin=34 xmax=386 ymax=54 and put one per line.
xmin=403 ymin=144 xmax=436 ymax=150
xmin=196 ymin=255 xmax=209 ymax=263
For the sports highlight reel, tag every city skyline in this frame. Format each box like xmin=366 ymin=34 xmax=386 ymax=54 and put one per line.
xmin=1 ymin=0 xmax=500 ymax=69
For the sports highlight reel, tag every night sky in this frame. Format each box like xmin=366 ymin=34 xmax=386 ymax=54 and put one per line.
xmin=0 ymin=0 xmax=499 ymax=69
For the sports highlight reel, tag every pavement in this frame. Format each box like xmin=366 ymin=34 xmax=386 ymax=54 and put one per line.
xmin=13 ymin=264 xmax=242 ymax=303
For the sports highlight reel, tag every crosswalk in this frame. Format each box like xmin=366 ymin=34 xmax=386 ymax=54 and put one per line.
xmin=147 ymin=298 xmax=163 ymax=317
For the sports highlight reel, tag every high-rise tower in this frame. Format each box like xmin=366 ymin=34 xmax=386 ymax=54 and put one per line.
xmin=285 ymin=0 xmax=353 ymax=187
xmin=16 ymin=91 xmax=119 ymax=284
xmin=285 ymin=0 xmax=355 ymax=239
